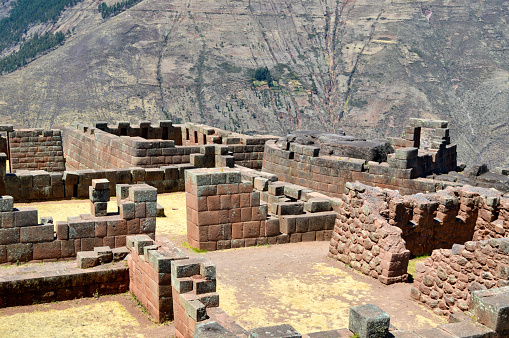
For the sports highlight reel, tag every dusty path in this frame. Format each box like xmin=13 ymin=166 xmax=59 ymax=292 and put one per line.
xmin=203 ymin=241 xmax=445 ymax=334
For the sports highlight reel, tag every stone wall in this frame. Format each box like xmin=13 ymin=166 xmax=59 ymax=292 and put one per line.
xmin=171 ymin=256 xmax=219 ymax=337
xmin=387 ymin=186 xmax=507 ymax=257
xmin=412 ymin=237 xmax=509 ymax=317
xmin=263 ymin=140 xmax=443 ymax=197
xmin=0 ymin=182 xmax=156 ymax=264
xmin=182 ymin=122 xmax=278 ymax=169
xmin=64 ymin=122 xmax=277 ymax=171
xmin=328 ymin=183 xmax=411 ymax=285
xmin=9 ymin=129 xmax=65 ymax=172
xmin=185 ymin=168 xmax=337 ymax=251
xmin=63 ymin=124 xmax=190 ymax=170
xmin=0 ymin=260 xmax=129 ymax=308
xmin=126 ymin=235 xmax=188 ymax=322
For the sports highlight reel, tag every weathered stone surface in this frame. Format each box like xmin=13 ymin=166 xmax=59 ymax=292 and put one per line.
xmin=248 ymin=324 xmax=301 ymax=338
xmin=349 ymin=304 xmax=390 ymax=338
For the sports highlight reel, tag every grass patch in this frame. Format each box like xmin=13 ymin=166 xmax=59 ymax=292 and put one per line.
xmin=407 ymin=255 xmax=429 ymax=277
xmin=182 ymin=241 xmax=208 ymax=254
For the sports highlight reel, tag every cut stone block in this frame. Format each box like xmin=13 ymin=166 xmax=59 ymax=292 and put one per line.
xmin=111 ymin=247 xmax=129 ymax=261
xmin=349 ymin=304 xmax=390 ymax=338
xmin=93 ymin=246 xmax=113 ymax=264
xmin=92 ymin=179 xmax=110 ymax=190
xmin=470 ymin=286 xmax=509 ymax=332
xmin=0 ymin=196 xmax=13 ymax=212
xmin=77 ymin=251 xmax=99 ymax=269
xmin=304 ymin=198 xmax=332 ymax=213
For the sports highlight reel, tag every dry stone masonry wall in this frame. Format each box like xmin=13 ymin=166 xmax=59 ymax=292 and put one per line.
xmin=9 ymin=129 xmax=65 ymax=172
xmin=0 ymin=181 xmax=157 ymax=264
xmin=412 ymin=237 xmax=509 ymax=317
xmin=328 ymin=183 xmax=411 ymax=284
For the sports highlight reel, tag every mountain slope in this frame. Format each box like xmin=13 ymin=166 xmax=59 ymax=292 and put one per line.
xmin=0 ymin=0 xmax=507 ymax=166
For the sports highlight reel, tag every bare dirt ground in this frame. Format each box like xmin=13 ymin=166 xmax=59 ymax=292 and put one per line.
xmin=0 ymin=192 xmax=446 ymax=336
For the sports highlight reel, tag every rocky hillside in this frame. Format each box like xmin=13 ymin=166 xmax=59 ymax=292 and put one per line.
xmin=0 ymin=0 xmax=507 ymax=166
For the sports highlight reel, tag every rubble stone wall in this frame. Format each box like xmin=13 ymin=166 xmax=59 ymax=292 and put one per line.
xmin=9 ymin=129 xmax=65 ymax=172
xmin=328 ymin=183 xmax=411 ymax=285
xmin=412 ymin=237 xmax=509 ymax=317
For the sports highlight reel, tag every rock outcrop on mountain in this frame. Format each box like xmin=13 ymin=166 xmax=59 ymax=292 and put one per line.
xmin=0 ymin=0 xmax=507 ymax=167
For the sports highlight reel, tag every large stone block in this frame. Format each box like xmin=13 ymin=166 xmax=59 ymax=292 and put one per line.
xmin=0 ymin=196 xmax=13 ymax=212
xmin=20 ymin=224 xmax=54 ymax=243
xmin=349 ymin=304 xmax=390 ymax=338
xmin=13 ymin=207 xmax=38 ymax=227
xmin=471 ymin=287 xmax=509 ymax=332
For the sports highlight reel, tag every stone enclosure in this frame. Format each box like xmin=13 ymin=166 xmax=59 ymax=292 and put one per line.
xmin=0 ymin=118 xmax=508 ymax=337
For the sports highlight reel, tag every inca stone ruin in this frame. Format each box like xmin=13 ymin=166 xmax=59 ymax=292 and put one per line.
xmin=0 ymin=119 xmax=508 ymax=337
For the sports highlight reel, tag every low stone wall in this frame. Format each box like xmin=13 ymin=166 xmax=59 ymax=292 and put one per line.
xmin=126 ymin=235 xmax=188 ymax=322
xmin=0 ymin=150 xmax=196 ymax=201
xmin=328 ymin=183 xmax=411 ymax=285
xmin=412 ymin=238 xmax=509 ymax=317
xmin=9 ymin=129 xmax=65 ymax=172
xmin=0 ymin=260 xmax=128 ymax=308
xmin=0 ymin=183 xmax=156 ymax=264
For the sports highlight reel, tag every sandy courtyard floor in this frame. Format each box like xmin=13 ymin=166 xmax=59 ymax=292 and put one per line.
xmin=0 ymin=192 xmax=446 ymax=336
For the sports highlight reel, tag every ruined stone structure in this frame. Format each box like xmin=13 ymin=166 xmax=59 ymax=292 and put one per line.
xmin=0 ymin=118 xmax=508 ymax=337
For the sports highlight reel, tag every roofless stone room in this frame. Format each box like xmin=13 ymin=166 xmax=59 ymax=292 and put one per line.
xmin=0 ymin=118 xmax=507 ymax=337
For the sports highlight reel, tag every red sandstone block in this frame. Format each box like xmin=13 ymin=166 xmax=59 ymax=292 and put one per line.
xmin=217 ymin=184 xmax=238 ymax=195
xmin=1 ymin=212 xmax=14 ymax=228
xmin=58 ymin=239 xmax=75 ymax=257
xmin=94 ymin=221 xmax=107 ymax=238
xmin=197 ymin=211 xmax=219 ymax=226
xmin=220 ymin=195 xmax=232 ymax=210
xmin=115 ymin=235 xmax=127 ymax=247
xmin=231 ymin=194 xmax=240 ymax=209
xmin=0 ymin=227 xmax=20 ymax=245
xmin=33 ymin=241 xmax=61 ymax=260
xmin=20 ymin=224 xmax=54 ymax=243
xmin=135 ymin=202 xmax=146 ymax=218
xmin=14 ymin=207 xmax=38 ymax=227
xmin=243 ymin=221 xmax=260 ymax=238
xmin=218 ymin=210 xmax=229 ymax=224
xmin=251 ymin=206 xmax=266 ymax=221
xmin=103 ymin=236 xmax=115 ymax=248
xmin=239 ymin=193 xmax=250 ymax=208
xmin=107 ymin=218 xmax=127 ymax=236
xmin=232 ymin=223 xmax=243 ymax=239
xmin=290 ymin=233 xmax=302 ymax=243
xmin=302 ymin=231 xmax=316 ymax=242
xmin=127 ymin=218 xmax=141 ymax=234
xmin=229 ymin=209 xmax=241 ymax=223
xmin=81 ymin=237 xmax=103 ymax=251
xmin=240 ymin=208 xmax=252 ymax=222
xmin=250 ymin=192 xmax=260 ymax=206
xmin=244 ymin=238 xmax=257 ymax=247
xmin=239 ymin=182 xmax=253 ymax=193
xmin=207 ymin=196 xmax=220 ymax=211
xmin=197 ymin=241 xmax=217 ymax=251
